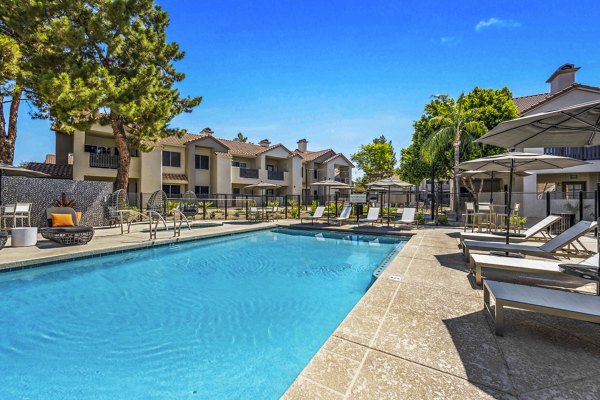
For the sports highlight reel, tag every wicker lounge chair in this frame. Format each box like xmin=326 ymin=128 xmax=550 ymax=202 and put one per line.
xmin=470 ymin=252 xmax=599 ymax=286
xmin=462 ymin=220 xmax=597 ymax=258
xmin=0 ymin=231 xmax=7 ymax=250
xmin=40 ymin=207 xmax=94 ymax=245
xmin=484 ymin=280 xmax=600 ymax=336
xmin=459 ymin=215 xmax=561 ymax=247
xmin=178 ymin=191 xmax=199 ymax=219
xmin=301 ymin=206 xmax=325 ymax=224
xmin=358 ymin=207 xmax=380 ymax=226
xmin=393 ymin=207 xmax=418 ymax=229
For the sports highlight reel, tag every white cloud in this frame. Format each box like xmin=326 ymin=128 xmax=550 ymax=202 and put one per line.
xmin=475 ymin=18 xmax=521 ymax=31
xmin=440 ymin=36 xmax=461 ymax=46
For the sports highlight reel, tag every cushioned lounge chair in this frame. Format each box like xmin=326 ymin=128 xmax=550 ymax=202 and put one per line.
xmin=459 ymin=215 xmax=561 ymax=247
xmin=40 ymin=207 xmax=94 ymax=245
xmin=393 ymin=207 xmax=418 ymax=229
xmin=330 ymin=206 xmax=352 ymax=226
xmin=470 ymin=252 xmax=599 ymax=286
xmin=463 ymin=220 xmax=597 ymax=258
xmin=301 ymin=206 xmax=325 ymax=224
xmin=358 ymin=207 xmax=380 ymax=226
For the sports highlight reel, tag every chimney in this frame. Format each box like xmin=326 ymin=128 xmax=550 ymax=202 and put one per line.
xmin=297 ymin=138 xmax=308 ymax=152
xmin=200 ymin=127 xmax=214 ymax=136
xmin=546 ymin=64 xmax=580 ymax=94
xmin=259 ymin=139 xmax=271 ymax=147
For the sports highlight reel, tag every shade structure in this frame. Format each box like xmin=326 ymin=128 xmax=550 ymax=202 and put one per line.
xmin=459 ymin=170 xmax=531 ymax=204
xmin=477 ymin=99 xmax=600 ymax=148
xmin=458 ymin=152 xmax=589 ymax=244
xmin=0 ymin=163 xmax=49 ymax=205
xmin=311 ymin=179 xmax=350 ymax=223
xmin=244 ymin=181 xmax=281 ymax=219
xmin=367 ymin=177 xmax=413 ymax=227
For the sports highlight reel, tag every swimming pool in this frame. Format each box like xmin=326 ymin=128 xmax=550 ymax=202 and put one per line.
xmin=0 ymin=228 xmax=405 ymax=399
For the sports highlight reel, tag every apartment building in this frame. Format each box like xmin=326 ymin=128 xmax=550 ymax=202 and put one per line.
xmin=30 ymin=126 xmax=353 ymax=199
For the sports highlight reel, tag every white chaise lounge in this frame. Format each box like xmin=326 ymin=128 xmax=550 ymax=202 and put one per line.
xmin=393 ymin=207 xmax=418 ymax=229
xmin=459 ymin=215 xmax=560 ymax=247
xmin=301 ymin=206 xmax=326 ymax=224
xmin=330 ymin=206 xmax=352 ymax=226
xmin=470 ymin=252 xmax=599 ymax=286
xmin=462 ymin=220 xmax=597 ymax=258
xmin=484 ymin=280 xmax=600 ymax=336
xmin=358 ymin=207 xmax=380 ymax=226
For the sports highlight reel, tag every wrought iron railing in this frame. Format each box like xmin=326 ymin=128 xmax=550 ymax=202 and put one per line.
xmin=239 ymin=168 xmax=259 ymax=179
xmin=89 ymin=154 xmax=119 ymax=169
xmin=268 ymin=170 xmax=285 ymax=180
xmin=544 ymin=146 xmax=600 ymax=160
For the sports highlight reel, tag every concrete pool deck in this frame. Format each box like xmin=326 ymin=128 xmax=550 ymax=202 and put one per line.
xmin=283 ymin=226 xmax=600 ymax=400
xmin=1 ymin=222 xmax=599 ymax=398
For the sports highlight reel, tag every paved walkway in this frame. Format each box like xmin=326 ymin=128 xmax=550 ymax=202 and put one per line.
xmin=283 ymin=227 xmax=600 ymax=400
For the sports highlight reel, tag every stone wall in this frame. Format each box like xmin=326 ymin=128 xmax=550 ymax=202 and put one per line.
xmin=1 ymin=176 xmax=113 ymax=227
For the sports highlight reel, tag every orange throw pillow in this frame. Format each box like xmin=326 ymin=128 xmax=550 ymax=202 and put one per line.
xmin=50 ymin=213 xmax=75 ymax=227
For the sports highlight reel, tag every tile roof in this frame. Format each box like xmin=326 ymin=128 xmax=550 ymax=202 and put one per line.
xmin=25 ymin=162 xmax=73 ymax=179
xmin=294 ymin=149 xmax=333 ymax=162
xmin=217 ymin=138 xmax=276 ymax=157
xmin=513 ymin=83 xmax=600 ymax=115
xmin=162 ymin=173 xmax=188 ymax=183
xmin=160 ymin=133 xmax=205 ymax=146
xmin=321 ymin=153 xmax=355 ymax=167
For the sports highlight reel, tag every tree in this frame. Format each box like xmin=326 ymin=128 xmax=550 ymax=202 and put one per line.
xmin=351 ymin=135 xmax=396 ymax=186
xmin=0 ymin=33 xmax=23 ymax=164
xmin=2 ymin=1 xmax=202 ymax=189
xmin=233 ymin=132 xmax=248 ymax=142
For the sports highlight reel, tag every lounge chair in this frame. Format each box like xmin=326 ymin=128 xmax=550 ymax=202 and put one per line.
xmin=393 ymin=207 xmax=418 ymax=229
xmin=463 ymin=220 xmax=597 ymax=258
xmin=483 ymin=280 xmax=600 ymax=336
xmin=0 ymin=231 xmax=7 ymax=250
xmin=248 ymin=206 xmax=260 ymax=221
xmin=470 ymin=252 xmax=598 ymax=286
xmin=302 ymin=206 xmax=325 ymax=224
xmin=178 ymin=191 xmax=199 ymax=219
xmin=358 ymin=207 xmax=380 ymax=226
xmin=40 ymin=207 xmax=94 ymax=245
xmin=459 ymin=215 xmax=561 ymax=247
xmin=330 ymin=206 xmax=352 ymax=226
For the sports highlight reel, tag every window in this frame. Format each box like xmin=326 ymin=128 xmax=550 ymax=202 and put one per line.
xmin=195 ymin=154 xmax=209 ymax=170
xmin=313 ymin=169 xmax=318 ymax=179
xmin=231 ymin=161 xmax=247 ymax=168
xmin=84 ymin=145 xmax=111 ymax=154
xmin=562 ymin=182 xmax=586 ymax=199
xmin=162 ymin=151 xmax=181 ymax=167
xmin=267 ymin=164 xmax=274 ymax=171
xmin=162 ymin=185 xmax=181 ymax=197
xmin=194 ymin=186 xmax=209 ymax=195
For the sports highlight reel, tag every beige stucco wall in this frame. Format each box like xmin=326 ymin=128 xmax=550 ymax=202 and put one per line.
xmin=140 ymin=149 xmax=162 ymax=193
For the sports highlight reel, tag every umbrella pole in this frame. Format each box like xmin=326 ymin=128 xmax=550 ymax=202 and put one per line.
xmin=387 ymin=186 xmax=391 ymax=227
xmin=505 ymin=160 xmax=514 ymax=245
xmin=490 ymin=171 xmax=494 ymax=204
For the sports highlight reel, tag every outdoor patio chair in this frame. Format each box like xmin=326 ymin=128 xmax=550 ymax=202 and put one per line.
xmin=463 ymin=202 xmax=477 ymax=232
xmin=470 ymin=252 xmax=598 ymax=287
xmin=462 ymin=220 xmax=597 ymax=258
xmin=248 ymin=206 xmax=260 ymax=221
xmin=1 ymin=203 xmax=32 ymax=228
xmin=459 ymin=215 xmax=561 ymax=247
xmin=146 ymin=190 xmax=168 ymax=218
xmin=40 ymin=207 xmax=94 ymax=245
xmin=392 ymin=207 xmax=418 ymax=229
xmin=177 ymin=191 xmax=199 ymax=219
xmin=301 ymin=206 xmax=325 ymax=224
xmin=0 ymin=231 xmax=7 ymax=250
xmin=483 ymin=280 xmax=600 ymax=336
xmin=358 ymin=207 xmax=380 ymax=226
xmin=330 ymin=206 xmax=352 ymax=226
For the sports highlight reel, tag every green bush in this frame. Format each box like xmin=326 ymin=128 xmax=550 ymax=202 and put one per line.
xmin=510 ymin=215 xmax=527 ymax=230
xmin=310 ymin=200 xmax=319 ymax=214
xmin=437 ymin=214 xmax=449 ymax=226
xmin=415 ymin=213 xmax=426 ymax=225
xmin=288 ymin=199 xmax=300 ymax=218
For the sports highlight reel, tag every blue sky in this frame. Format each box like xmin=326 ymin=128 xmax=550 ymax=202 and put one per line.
xmin=11 ymin=0 xmax=600 ymax=166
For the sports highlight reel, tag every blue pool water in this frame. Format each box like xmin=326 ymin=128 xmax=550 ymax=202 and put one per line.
xmin=0 ymin=228 xmax=405 ymax=399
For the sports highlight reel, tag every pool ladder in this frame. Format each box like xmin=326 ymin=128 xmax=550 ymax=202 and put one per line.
xmin=147 ymin=210 xmax=191 ymax=240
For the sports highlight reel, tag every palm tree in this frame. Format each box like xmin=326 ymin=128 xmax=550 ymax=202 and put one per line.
xmin=233 ymin=132 xmax=248 ymax=142
xmin=421 ymin=93 xmax=487 ymax=212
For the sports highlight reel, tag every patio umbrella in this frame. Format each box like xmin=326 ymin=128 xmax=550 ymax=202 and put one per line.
xmin=459 ymin=170 xmax=531 ymax=204
xmin=458 ymin=152 xmax=589 ymax=245
xmin=367 ymin=177 xmax=413 ymax=227
xmin=311 ymin=179 xmax=350 ymax=223
xmin=476 ymin=99 xmax=600 ymax=148
xmin=244 ymin=181 xmax=281 ymax=219
xmin=0 ymin=163 xmax=49 ymax=205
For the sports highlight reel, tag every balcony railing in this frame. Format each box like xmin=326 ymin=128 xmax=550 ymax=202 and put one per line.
xmin=544 ymin=146 xmax=600 ymax=160
xmin=239 ymin=168 xmax=259 ymax=179
xmin=334 ymin=175 xmax=350 ymax=184
xmin=268 ymin=170 xmax=285 ymax=181
xmin=90 ymin=154 xmax=119 ymax=169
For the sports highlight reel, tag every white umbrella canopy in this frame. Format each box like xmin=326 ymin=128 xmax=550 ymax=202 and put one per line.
xmin=477 ymin=99 xmax=600 ymax=148
xmin=244 ymin=181 xmax=281 ymax=208
xmin=458 ymin=152 xmax=589 ymax=244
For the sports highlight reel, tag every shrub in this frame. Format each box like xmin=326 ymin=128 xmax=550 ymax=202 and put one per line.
xmin=288 ymin=199 xmax=300 ymax=218
xmin=415 ymin=213 xmax=426 ymax=225
xmin=437 ymin=214 xmax=449 ymax=226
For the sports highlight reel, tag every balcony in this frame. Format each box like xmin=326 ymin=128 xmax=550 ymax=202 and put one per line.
xmin=89 ymin=154 xmax=119 ymax=169
xmin=335 ymin=174 xmax=350 ymax=184
xmin=544 ymin=146 xmax=600 ymax=160
xmin=239 ymin=168 xmax=259 ymax=179
xmin=268 ymin=170 xmax=285 ymax=181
